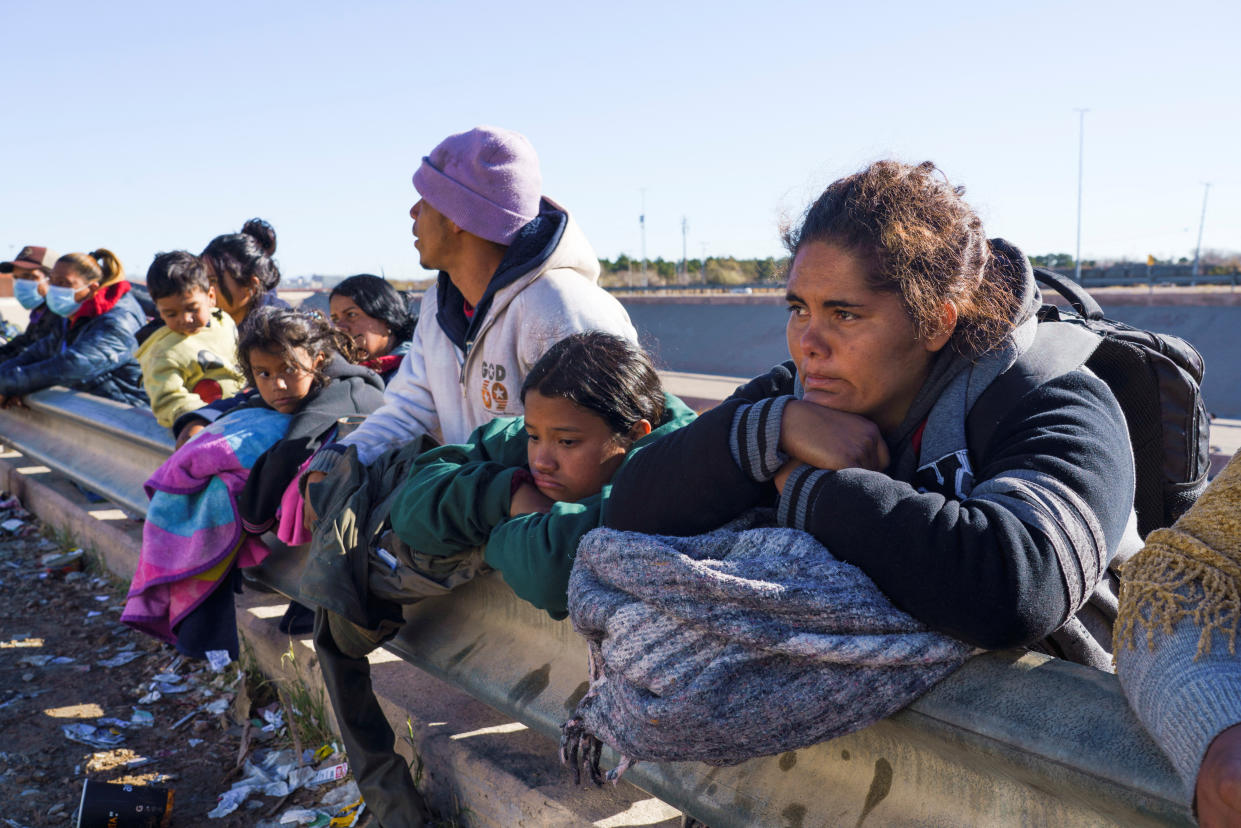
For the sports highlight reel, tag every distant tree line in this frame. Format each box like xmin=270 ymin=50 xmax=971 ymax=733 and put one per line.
xmin=1030 ymin=251 xmax=1241 ymax=275
xmin=307 ymin=248 xmax=1241 ymax=292
xmin=598 ymin=255 xmax=788 ymax=287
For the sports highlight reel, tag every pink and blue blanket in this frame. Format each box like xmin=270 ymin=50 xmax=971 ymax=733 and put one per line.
xmin=122 ymin=407 xmax=290 ymax=644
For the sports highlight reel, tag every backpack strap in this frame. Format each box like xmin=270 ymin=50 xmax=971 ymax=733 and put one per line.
xmin=1032 ymin=266 xmax=1105 ymax=320
xmin=966 ymin=321 xmax=1101 ymax=458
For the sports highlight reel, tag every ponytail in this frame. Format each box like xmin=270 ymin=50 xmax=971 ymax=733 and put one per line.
xmin=90 ymin=248 xmax=125 ymax=286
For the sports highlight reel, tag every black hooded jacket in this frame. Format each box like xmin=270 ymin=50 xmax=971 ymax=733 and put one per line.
xmin=605 ymin=240 xmax=1136 ymax=658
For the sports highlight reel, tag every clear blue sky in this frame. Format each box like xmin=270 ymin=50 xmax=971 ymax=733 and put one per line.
xmin=4 ymin=0 xmax=1238 ymax=280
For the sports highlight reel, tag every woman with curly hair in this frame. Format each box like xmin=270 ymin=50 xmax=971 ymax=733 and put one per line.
xmin=606 ymin=159 xmax=1140 ymax=668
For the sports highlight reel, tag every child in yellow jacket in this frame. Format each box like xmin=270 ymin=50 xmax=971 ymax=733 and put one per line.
xmin=136 ymin=251 xmax=244 ymax=428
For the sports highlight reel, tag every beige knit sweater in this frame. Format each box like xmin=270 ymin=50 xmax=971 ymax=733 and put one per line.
xmin=1116 ymin=450 xmax=1241 ymax=800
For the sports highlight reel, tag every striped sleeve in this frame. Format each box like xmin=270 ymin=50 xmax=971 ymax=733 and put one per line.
xmin=777 ymin=465 xmax=832 ymax=528
xmin=306 ymin=443 xmax=347 ymax=476
xmin=728 ymin=395 xmax=794 ymax=482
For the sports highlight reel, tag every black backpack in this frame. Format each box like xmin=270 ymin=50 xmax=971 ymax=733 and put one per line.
xmin=967 ymin=267 xmax=1209 ymax=538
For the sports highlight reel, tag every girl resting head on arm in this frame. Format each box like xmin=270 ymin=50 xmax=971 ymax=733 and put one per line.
xmin=513 ymin=330 xmax=663 ymax=512
xmin=388 ymin=329 xmax=693 ymax=615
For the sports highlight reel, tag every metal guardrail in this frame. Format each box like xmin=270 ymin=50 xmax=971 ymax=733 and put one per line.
xmin=0 ymin=387 xmax=1195 ymax=825
xmin=0 ymin=374 xmax=743 ymax=519
xmin=0 ymin=387 xmax=174 ymax=516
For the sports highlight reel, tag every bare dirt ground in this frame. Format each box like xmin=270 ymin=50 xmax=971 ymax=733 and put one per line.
xmin=0 ymin=495 xmax=369 ymax=827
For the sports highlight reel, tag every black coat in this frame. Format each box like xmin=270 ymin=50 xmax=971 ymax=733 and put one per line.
xmin=236 ymin=355 xmax=386 ymax=533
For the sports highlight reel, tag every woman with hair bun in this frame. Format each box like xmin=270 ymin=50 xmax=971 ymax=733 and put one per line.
xmin=0 ymin=248 xmax=147 ymax=406
xmin=606 ymin=159 xmax=1140 ymax=669
xmin=172 ymin=219 xmax=292 ymax=443
xmin=328 ymin=274 xmax=416 ymax=385
xmin=201 ymin=218 xmax=289 ymax=324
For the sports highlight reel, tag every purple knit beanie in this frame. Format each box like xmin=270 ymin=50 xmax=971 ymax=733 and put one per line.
xmin=412 ymin=126 xmax=543 ymax=246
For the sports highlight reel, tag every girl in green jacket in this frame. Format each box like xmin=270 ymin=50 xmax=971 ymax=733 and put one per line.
xmin=389 ymin=331 xmax=697 ymax=618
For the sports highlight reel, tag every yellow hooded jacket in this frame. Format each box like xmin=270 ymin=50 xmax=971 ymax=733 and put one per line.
xmin=136 ymin=309 xmax=245 ymax=427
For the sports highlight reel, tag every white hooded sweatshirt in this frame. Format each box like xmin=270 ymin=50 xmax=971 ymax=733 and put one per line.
xmin=311 ymin=200 xmax=636 ymax=470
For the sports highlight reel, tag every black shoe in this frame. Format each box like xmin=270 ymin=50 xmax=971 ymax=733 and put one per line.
xmin=278 ymin=601 xmax=315 ymax=636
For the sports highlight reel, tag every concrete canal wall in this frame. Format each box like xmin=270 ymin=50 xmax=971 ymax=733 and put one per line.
xmin=620 ymin=290 xmax=1241 ymax=418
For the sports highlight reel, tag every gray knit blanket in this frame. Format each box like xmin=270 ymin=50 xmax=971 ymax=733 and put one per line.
xmin=561 ymin=511 xmax=973 ymax=782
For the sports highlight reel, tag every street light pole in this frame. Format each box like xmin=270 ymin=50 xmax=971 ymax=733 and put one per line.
xmin=1192 ymin=183 xmax=1211 ymax=279
xmin=639 ymin=188 xmax=648 ymax=288
xmin=1074 ymin=108 xmax=1089 ymax=283
xmin=681 ymin=216 xmax=688 ymax=285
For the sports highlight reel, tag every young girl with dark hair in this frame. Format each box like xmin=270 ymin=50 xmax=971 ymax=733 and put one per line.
xmin=124 ymin=307 xmax=386 ymax=657
xmin=309 ymin=331 xmax=695 ymax=826
xmin=388 ymin=330 xmax=688 ymax=615
xmin=328 ymin=274 xmax=416 ymax=384
xmin=0 ymin=248 xmax=147 ymax=406
xmin=233 ymin=307 xmax=386 ymax=532
xmin=201 ymin=218 xmax=289 ymax=324
xmin=237 ymin=307 xmax=388 ymax=633
xmin=606 ymin=159 xmax=1140 ymax=671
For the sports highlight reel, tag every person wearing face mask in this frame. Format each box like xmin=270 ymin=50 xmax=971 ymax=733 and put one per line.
xmin=0 ymin=245 xmax=63 ymax=363
xmin=0 ymin=249 xmax=147 ymax=407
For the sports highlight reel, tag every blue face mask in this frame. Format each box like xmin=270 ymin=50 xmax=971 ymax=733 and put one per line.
xmin=13 ymin=278 xmax=44 ymax=310
xmin=46 ymin=284 xmax=85 ymax=318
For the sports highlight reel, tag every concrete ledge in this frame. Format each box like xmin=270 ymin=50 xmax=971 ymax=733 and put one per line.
xmin=0 ymin=449 xmax=142 ymax=582
xmin=0 ymin=448 xmax=681 ymax=828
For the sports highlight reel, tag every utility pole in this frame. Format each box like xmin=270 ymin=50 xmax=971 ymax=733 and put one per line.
xmin=1192 ymin=182 xmax=1211 ymax=279
xmin=639 ymin=188 xmax=648 ymax=288
xmin=1074 ymin=108 xmax=1089 ymax=283
xmin=680 ymin=216 xmax=689 ymax=285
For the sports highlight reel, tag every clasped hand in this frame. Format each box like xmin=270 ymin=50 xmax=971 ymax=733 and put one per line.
xmin=773 ymin=400 xmax=888 ymax=493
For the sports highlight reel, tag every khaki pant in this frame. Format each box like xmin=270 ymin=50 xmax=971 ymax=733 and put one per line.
xmin=314 ymin=536 xmax=487 ymax=827
xmin=314 ymin=609 xmax=429 ymax=828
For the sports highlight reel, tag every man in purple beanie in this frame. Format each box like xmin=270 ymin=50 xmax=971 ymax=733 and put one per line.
xmin=307 ymin=125 xmax=635 ymax=481
xmin=303 ymin=126 xmax=636 ymax=826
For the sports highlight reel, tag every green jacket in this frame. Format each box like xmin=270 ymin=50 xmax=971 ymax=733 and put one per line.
xmin=389 ymin=393 xmax=697 ymax=618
